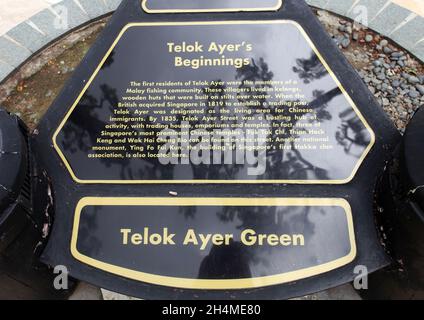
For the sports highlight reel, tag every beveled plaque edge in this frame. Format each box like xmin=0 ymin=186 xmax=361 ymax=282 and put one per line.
xmin=70 ymin=197 xmax=357 ymax=290
xmin=141 ymin=0 xmax=284 ymax=13
xmin=53 ymin=20 xmax=376 ymax=185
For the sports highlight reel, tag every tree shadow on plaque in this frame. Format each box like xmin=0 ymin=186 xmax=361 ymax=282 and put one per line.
xmin=195 ymin=205 xmax=320 ymax=278
xmin=294 ymin=51 xmax=371 ymax=156
xmin=76 ymin=206 xmax=102 ymax=257
xmin=198 ymin=241 xmax=252 ymax=280
xmin=60 ymin=82 xmax=176 ymax=180
xmin=59 ymin=51 xmax=369 ymax=182
xmin=183 ymin=56 xmax=333 ymax=181
xmin=60 ymin=83 xmax=130 ymax=177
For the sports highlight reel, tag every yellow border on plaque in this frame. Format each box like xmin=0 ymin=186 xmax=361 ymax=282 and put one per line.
xmin=141 ymin=0 xmax=283 ymax=13
xmin=53 ymin=20 xmax=376 ymax=185
xmin=71 ymin=197 xmax=356 ymax=290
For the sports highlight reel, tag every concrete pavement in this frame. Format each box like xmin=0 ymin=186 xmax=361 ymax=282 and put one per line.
xmin=0 ymin=0 xmax=423 ymax=83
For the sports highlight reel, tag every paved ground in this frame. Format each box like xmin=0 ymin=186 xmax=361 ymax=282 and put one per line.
xmin=67 ymin=283 xmax=362 ymax=300
xmin=393 ymin=0 xmax=424 ymax=16
xmin=308 ymin=0 xmax=424 ymax=58
xmin=0 ymin=0 xmax=422 ymax=36
xmin=0 ymin=0 xmax=423 ymax=84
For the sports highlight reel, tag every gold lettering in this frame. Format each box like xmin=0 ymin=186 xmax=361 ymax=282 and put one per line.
xmin=183 ymin=229 xmax=199 ymax=246
xmin=121 ymin=229 xmax=131 ymax=245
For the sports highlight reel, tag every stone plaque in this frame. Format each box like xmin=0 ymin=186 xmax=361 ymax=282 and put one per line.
xmin=54 ymin=21 xmax=374 ymax=184
xmin=72 ymin=198 xmax=355 ymax=289
xmin=141 ymin=0 xmax=283 ymax=13
xmin=33 ymin=0 xmax=400 ymax=299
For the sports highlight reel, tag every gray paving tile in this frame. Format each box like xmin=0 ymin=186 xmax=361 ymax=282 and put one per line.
xmin=104 ymin=0 xmax=123 ymax=11
xmin=305 ymin=0 xmax=329 ymax=8
xmin=29 ymin=8 xmax=65 ymax=42
xmin=391 ymin=16 xmax=424 ymax=52
xmin=346 ymin=0 xmax=389 ymax=23
xmin=326 ymin=0 xmax=356 ymax=16
xmin=52 ymin=0 xmax=90 ymax=30
xmin=0 ymin=60 xmax=14 ymax=83
xmin=78 ymin=0 xmax=109 ymax=19
xmin=0 ymin=36 xmax=31 ymax=68
xmin=69 ymin=282 xmax=103 ymax=300
xmin=0 ymin=274 xmax=40 ymax=299
xmin=6 ymin=22 xmax=49 ymax=53
xmin=412 ymin=40 xmax=424 ymax=63
xmin=369 ymin=3 xmax=412 ymax=35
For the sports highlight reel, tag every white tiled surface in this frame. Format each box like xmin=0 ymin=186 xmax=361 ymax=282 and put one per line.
xmin=0 ymin=0 xmax=423 ymax=37
xmin=0 ymin=0 xmax=48 ymax=36
xmin=0 ymin=1 xmax=423 ymax=87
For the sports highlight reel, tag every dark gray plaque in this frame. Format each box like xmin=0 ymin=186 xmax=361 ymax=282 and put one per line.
xmin=54 ymin=21 xmax=374 ymax=184
xmin=142 ymin=0 xmax=283 ymax=13
xmin=72 ymin=198 xmax=355 ymax=289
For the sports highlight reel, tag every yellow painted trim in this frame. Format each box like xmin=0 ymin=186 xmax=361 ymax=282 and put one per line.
xmin=71 ymin=197 xmax=357 ymax=290
xmin=141 ymin=0 xmax=283 ymax=13
xmin=53 ymin=20 xmax=375 ymax=185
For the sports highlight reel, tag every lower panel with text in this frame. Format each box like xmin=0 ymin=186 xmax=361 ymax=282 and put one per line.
xmin=71 ymin=198 xmax=356 ymax=290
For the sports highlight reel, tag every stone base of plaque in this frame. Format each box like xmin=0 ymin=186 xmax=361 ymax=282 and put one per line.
xmin=362 ymin=107 xmax=424 ymax=300
xmin=0 ymin=107 xmax=75 ymax=299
